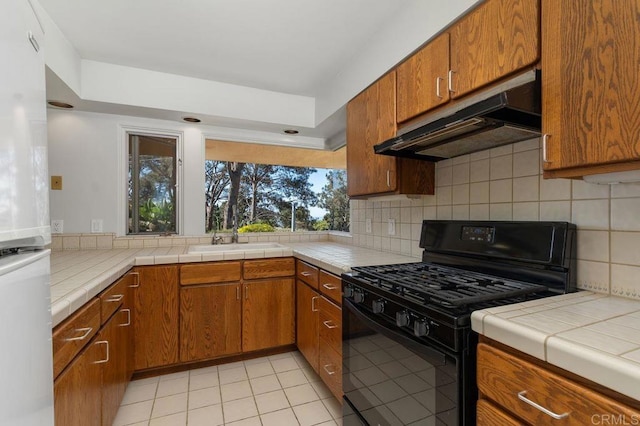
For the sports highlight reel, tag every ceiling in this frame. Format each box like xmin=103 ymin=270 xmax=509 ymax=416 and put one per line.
xmin=38 ymin=0 xmax=411 ymax=141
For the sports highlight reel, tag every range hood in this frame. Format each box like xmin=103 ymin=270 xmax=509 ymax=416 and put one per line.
xmin=375 ymin=70 xmax=542 ymax=161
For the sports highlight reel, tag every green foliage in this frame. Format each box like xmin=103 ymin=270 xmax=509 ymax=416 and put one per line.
xmin=238 ymin=223 xmax=275 ymax=233
xmin=313 ymin=220 xmax=329 ymax=231
xmin=317 ymin=170 xmax=350 ymax=232
xmin=138 ymin=199 xmax=175 ymax=232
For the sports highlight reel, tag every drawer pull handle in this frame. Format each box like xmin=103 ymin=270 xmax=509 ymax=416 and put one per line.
xmin=129 ymin=272 xmax=140 ymax=288
xmin=517 ymin=391 xmax=569 ymax=420
xmin=311 ymin=296 xmax=319 ymax=312
xmin=448 ymin=70 xmax=456 ymax=93
xmin=301 ymin=271 xmax=313 ymax=277
xmin=119 ymin=309 xmax=131 ymax=327
xmin=322 ymin=283 xmax=338 ymax=290
xmin=106 ymin=294 xmax=124 ymax=303
xmin=93 ymin=340 xmax=109 ymax=364
xmin=323 ymin=364 xmax=336 ymax=375
xmin=542 ymin=134 xmax=550 ymax=163
xmin=323 ymin=320 xmax=338 ymax=329
xmin=65 ymin=327 xmax=93 ymax=342
xmin=436 ymin=76 xmax=444 ymax=99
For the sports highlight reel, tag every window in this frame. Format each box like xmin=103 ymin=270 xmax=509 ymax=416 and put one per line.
xmin=128 ymin=133 xmax=178 ymax=234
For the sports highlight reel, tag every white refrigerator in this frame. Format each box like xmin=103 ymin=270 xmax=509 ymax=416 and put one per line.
xmin=0 ymin=0 xmax=54 ymax=425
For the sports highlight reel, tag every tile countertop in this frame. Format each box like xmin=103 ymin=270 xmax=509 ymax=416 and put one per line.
xmin=471 ymin=292 xmax=640 ymax=402
xmin=49 ymin=242 xmax=416 ymax=328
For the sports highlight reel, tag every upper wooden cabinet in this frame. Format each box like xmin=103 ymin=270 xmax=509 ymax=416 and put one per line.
xmin=541 ymin=0 xmax=640 ymax=178
xmin=449 ymin=0 xmax=539 ymax=99
xmin=396 ymin=33 xmax=451 ymax=123
xmin=347 ymin=71 xmax=435 ymax=197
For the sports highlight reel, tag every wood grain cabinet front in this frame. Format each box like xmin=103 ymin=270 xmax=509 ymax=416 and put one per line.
xmin=541 ymin=0 xmax=640 ymax=178
xmin=347 ymin=71 xmax=435 ymax=198
xmin=477 ymin=342 xmax=640 ymax=425
xmin=133 ymin=265 xmax=179 ymax=370
xmin=296 ymin=279 xmax=320 ymax=371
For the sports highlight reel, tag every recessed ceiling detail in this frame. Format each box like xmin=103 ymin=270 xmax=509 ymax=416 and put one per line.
xmin=47 ymin=100 xmax=74 ymax=109
xmin=182 ymin=117 xmax=201 ymax=123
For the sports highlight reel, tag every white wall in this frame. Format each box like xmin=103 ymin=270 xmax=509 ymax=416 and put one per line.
xmin=47 ymin=109 xmax=206 ymax=235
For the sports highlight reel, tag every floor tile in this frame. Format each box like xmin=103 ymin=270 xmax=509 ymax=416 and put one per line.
xmin=149 ymin=411 xmax=187 ymax=426
xmin=277 ymin=369 xmax=308 ymax=388
xmin=260 ymin=408 xmax=301 ymax=426
xmin=159 ymin=371 xmax=188 ymax=382
xmin=315 ymin=421 xmax=338 ymax=426
xmin=226 ymin=416 xmax=262 ymax=426
xmin=246 ymin=361 xmax=275 ymax=379
xmin=218 ymin=360 xmax=245 ymax=371
xmin=156 ymin=376 xmax=189 ymax=398
xmin=222 ymin=396 xmax=259 ymax=423
xmin=310 ymin=381 xmax=332 ymax=399
xmin=322 ymin=397 xmax=342 ymax=420
xmin=151 ymin=393 xmax=187 ymax=418
xmin=129 ymin=376 xmax=160 ymax=387
xmin=189 ymin=371 xmax=219 ymax=391
xmin=250 ymin=374 xmax=283 ymax=395
xmin=293 ymin=400 xmax=333 ymax=426
xmin=301 ymin=366 xmax=322 ymax=383
xmin=113 ymin=400 xmax=154 ymax=426
xmin=188 ymin=386 xmax=221 ymax=410
xmin=269 ymin=352 xmax=294 ymax=361
xmin=284 ymin=383 xmax=319 ymax=406
xmin=187 ymin=404 xmax=224 ymax=426
xmin=121 ymin=382 xmax=158 ymax=405
xmin=255 ymin=389 xmax=290 ymax=414
xmin=219 ymin=366 xmax=249 ymax=385
xmin=221 ymin=380 xmax=253 ymax=402
xmin=271 ymin=357 xmax=300 ymax=373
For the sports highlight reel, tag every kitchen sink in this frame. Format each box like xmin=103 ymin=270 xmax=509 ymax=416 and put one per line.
xmin=187 ymin=242 xmax=285 ymax=253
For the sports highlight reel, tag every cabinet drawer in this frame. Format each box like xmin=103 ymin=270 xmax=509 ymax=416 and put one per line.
xmin=477 ymin=343 xmax=640 ymax=425
xmin=100 ymin=274 xmax=130 ymax=324
xmin=244 ymin=257 xmax=295 ymax=280
xmin=318 ymin=342 xmax=342 ymax=401
xmin=319 ymin=296 xmax=341 ymax=354
xmin=52 ymin=297 xmax=101 ymax=379
xmin=296 ymin=260 xmax=319 ymax=289
xmin=318 ymin=270 xmax=341 ymax=304
xmin=477 ymin=399 xmax=521 ymax=426
xmin=180 ymin=261 xmax=241 ymax=285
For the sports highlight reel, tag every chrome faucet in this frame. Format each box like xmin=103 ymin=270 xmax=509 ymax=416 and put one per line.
xmin=211 ymin=217 xmax=223 ymax=244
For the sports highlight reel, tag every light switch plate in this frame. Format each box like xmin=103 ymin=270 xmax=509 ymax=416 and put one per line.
xmin=388 ymin=219 xmax=396 ymax=235
xmin=51 ymin=220 xmax=63 ymax=234
xmin=91 ymin=219 xmax=103 ymax=233
xmin=365 ymin=218 xmax=372 ymax=233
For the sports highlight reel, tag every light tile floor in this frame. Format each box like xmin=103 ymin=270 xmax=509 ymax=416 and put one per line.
xmin=114 ymin=351 xmax=343 ymax=426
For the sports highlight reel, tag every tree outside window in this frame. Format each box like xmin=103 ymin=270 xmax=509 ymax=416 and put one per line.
xmin=204 ymin=161 xmax=349 ymax=233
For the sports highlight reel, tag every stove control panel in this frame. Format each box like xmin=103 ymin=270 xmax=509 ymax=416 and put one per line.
xmin=461 ymin=225 xmax=495 ymax=243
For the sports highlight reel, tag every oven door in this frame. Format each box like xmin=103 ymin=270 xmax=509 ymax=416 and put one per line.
xmin=342 ymin=299 xmax=469 ymax=426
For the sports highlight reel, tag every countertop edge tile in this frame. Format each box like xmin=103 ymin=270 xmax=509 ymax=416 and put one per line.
xmin=482 ymin=314 xmax=547 ymax=360
xmin=547 ymin=336 xmax=640 ymax=401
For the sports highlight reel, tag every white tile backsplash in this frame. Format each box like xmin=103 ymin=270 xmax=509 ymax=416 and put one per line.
xmin=349 ymin=141 xmax=640 ymax=301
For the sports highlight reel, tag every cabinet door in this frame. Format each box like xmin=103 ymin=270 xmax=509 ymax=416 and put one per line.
xmin=542 ymin=0 xmax=640 ymax=176
xmin=396 ymin=33 xmax=451 ymax=123
xmin=243 ymin=278 xmax=295 ymax=352
xmin=54 ymin=338 xmax=103 ymax=426
xmin=296 ymin=280 xmax=320 ymax=372
xmin=476 ymin=399 xmax=521 ymax=426
xmin=101 ymin=310 xmax=129 ymax=426
xmin=450 ymin=0 xmax=539 ymax=98
xmin=180 ymin=283 xmax=242 ymax=362
xmin=133 ymin=266 xmax=179 ymax=370
xmin=347 ymin=72 xmax=398 ymax=196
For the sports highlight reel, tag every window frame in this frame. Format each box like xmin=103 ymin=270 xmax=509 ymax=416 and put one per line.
xmin=118 ymin=125 xmax=184 ymax=236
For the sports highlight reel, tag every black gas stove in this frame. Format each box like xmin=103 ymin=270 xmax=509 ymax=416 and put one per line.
xmin=341 ymin=221 xmax=576 ymax=426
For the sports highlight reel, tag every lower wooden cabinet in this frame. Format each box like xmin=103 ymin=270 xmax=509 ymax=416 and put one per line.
xmin=296 ymin=279 xmax=319 ymax=370
xmin=133 ymin=265 xmax=179 ymax=370
xmin=180 ymin=283 xmax=242 ymax=362
xmin=477 ymin=342 xmax=640 ymax=425
xmin=54 ymin=272 xmax=135 ymax=426
xmin=243 ymin=278 xmax=295 ymax=352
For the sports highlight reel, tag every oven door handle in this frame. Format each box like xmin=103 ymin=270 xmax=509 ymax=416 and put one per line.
xmin=344 ymin=299 xmax=448 ymax=366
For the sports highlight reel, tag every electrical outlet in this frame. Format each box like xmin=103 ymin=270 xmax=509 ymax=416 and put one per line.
xmin=388 ymin=219 xmax=396 ymax=235
xmin=91 ymin=219 xmax=103 ymax=233
xmin=51 ymin=220 xmax=63 ymax=234
xmin=365 ymin=218 xmax=372 ymax=233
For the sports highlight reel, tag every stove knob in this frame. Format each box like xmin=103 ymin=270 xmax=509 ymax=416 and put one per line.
xmin=413 ymin=319 xmax=430 ymax=337
xmin=396 ymin=311 xmax=410 ymax=327
xmin=343 ymin=285 xmax=354 ymax=298
xmin=372 ymin=299 xmax=385 ymax=314
xmin=353 ymin=289 xmax=365 ymax=304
